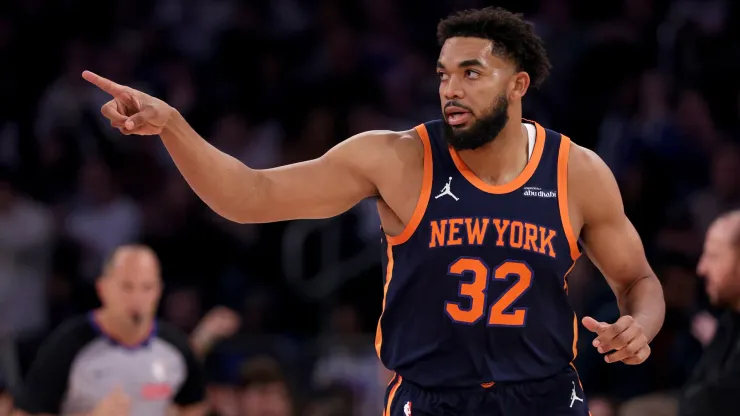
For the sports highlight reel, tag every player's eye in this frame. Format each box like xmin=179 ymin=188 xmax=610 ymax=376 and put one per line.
xmin=437 ymin=72 xmax=450 ymax=81
xmin=465 ymin=70 xmax=480 ymax=79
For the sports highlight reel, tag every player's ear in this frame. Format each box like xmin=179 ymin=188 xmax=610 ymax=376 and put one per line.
xmin=509 ymin=71 xmax=530 ymax=100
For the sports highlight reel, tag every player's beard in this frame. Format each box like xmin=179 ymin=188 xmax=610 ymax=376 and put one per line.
xmin=443 ymin=94 xmax=509 ymax=151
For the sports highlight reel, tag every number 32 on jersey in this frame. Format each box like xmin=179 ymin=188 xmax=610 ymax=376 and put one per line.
xmin=445 ymin=258 xmax=533 ymax=326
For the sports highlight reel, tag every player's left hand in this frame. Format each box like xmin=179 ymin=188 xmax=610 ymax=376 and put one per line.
xmin=582 ymin=315 xmax=650 ymax=365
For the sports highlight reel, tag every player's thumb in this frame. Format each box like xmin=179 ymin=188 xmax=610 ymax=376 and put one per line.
xmin=124 ymin=105 xmax=156 ymax=131
xmin=582 ymin=316 xmax=607 ymax=333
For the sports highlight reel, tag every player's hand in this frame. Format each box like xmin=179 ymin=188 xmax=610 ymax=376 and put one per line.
xmin=92 ymin=386 xmax=131 ymax=416
xmin=582 ymin=315 xmax=650 ymax=365
xmin=82 ymin=70 xmax=175 ymax=136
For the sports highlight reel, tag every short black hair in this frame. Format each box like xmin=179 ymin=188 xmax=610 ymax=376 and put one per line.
xmin=437 ymin=7 xmax=552 ymax=88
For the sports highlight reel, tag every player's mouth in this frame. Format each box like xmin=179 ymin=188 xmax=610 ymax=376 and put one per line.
xmin=444 ymin=106 xmax=472 ymax=126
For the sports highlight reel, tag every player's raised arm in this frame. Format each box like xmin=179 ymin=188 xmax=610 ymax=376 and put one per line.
xmin=82 ymin=71 xmax=387 ymax=224
xmin=568 ymin=144 xmax=665 ymax=365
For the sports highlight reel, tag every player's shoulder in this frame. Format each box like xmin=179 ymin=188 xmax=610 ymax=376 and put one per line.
xmin=562 ymin=139 xmax=623 ymax=220
xmin=331 ymin=126 xmax=426 ymax=174
xmin=565 ymin=141 xmax=615 ymax=186
xmin=156 ymin=320 xmax=195 ymax=354
xmin=347 ymin=127 xmax=424 ymax=154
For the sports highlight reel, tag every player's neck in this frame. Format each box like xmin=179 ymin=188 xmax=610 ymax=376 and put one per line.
xmin=456 ymin=119 xmax=529 ymax=186
xmin=95 ymin=309 xmax=153 ymax=345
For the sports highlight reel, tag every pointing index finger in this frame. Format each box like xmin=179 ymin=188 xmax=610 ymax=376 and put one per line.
xmin=582 ymin=316 xmax=608 ymax=333
xmin=82 ymin=70 xmax=125 ymax=97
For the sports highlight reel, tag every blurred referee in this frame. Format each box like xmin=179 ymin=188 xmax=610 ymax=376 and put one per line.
xmin=13 ymin=245 xmax=206 ymax=416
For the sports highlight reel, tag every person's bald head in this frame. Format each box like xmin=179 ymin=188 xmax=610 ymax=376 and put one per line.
xmin=101 ymin=245 xmax=161 ymax=279
xmin=97 ymin=245 xmax=163 ymax=328
xmin=698 ymin=211 xmax=740 ymax=308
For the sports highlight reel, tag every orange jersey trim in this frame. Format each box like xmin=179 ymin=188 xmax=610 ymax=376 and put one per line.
xmin=386 ymin=124 xmax=433 ymax=246
xmin=557 ymin=135 xmax=581 ymax=261
xmin=448 ymin=121 xmax=546 ymax=194
xmin=375 ymin=242 xmax=395 ymax=360
xmin=384 ymin=375 xmax=403 ymax=416
xmin=377 ymin=124 xmax=431 ymax=362
xmin=562 ymin=261 xmax=581 ymax=364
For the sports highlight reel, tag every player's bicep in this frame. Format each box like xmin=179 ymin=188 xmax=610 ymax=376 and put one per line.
xmin=572 ymin=146 xmax=654 ymax=294
xmin=583 ymin=209 xmax=653 ymax=294
xmin=253 ymin=131 xmax=388 ymax=221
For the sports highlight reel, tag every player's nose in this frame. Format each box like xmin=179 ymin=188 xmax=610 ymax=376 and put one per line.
xmin=443 ymin=77 xmax=464 ymax=100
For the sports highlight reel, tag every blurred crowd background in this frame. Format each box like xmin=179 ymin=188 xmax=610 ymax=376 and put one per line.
xmin=1 ymin=0 xmax=740 ymax=415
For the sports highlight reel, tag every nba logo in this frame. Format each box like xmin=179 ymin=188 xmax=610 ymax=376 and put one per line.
xmin=404 ymin=401 xmax=412 ymax=416
xmin=152 ymin=361 xmax=166 ymax=381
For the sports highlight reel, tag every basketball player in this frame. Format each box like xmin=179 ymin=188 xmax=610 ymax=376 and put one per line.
xmin=82 ymin=7 xmax=665 ymax=415
xmin=13 ymin=246 xmax=206 ymax=416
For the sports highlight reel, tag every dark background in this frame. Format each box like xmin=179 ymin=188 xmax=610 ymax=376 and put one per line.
xmin=1 ymin=0 xmax=739 ymax=415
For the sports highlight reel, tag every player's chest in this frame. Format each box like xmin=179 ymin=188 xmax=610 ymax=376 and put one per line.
xmin=403 ymin=201 xmax=571 ymax=289
xmin=420 ymin=192 xmax=567 ymax=259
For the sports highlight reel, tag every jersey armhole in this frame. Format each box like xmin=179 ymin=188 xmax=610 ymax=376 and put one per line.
xmin=385 ymin=124 xmax=433 ymax=246
xmin=557 ymin=135 xmax=582 ymax=261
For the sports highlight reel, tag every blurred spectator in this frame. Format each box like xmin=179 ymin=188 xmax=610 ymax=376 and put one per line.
xmin=679 ymin=211 xmax=740 ymax=415
xmin=190 ymin=306 xmax=242 ymax=358
xmin=618 ymin=393 xmax=678 ymax=416
xmin=587 ymin=396 xmax=616 ymax=416
xmin=312 ymin=304 xmax=389 ymax=416
xmin=237 ymin=356 xmax=294 ymax=416
xmin=685 ymin=143 xmax=740 ymax=236
xmin=207 ymin=383 xmax=240 ymax=416
xmin=301 ymin=384 xmax=355 ymax=416
xmin=0 ymin=373 xmax=11 ymax=416
xmin=0 ymin=170 xmax=53 ymax=340
xmin=64 ymin=159 xmax=141 ymax=281
xmin=163 ymin=286 xmax=204 ymax=334
xmin=33 ymin=40 xmax=94 ymax=143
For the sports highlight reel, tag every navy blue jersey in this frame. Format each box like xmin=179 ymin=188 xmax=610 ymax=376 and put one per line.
xmin=375 ymin=119 xmax=582 ymax=388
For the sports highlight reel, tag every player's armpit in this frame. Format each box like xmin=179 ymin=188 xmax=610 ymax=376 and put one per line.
xmin=568 ymin=145 xmax=665 ymax=342
xmin=161 ymin=112 xmax=397 ymax=223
